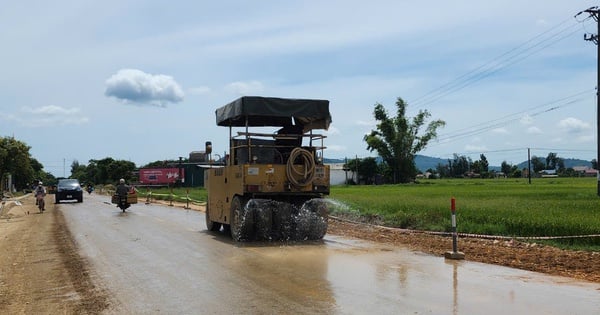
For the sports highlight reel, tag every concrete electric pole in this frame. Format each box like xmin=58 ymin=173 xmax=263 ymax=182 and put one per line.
xmin=580 ymin=6 xmax=600 ymax=196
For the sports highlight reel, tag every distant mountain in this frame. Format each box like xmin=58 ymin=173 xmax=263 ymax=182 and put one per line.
xmin=414 ymin=155 xmax=446 ymax=172
xmin=516 ymin=158 xmax=592 ymax=170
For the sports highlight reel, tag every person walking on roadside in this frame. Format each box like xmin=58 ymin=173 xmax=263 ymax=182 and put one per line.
xmin=34 ymin=181 xmax=46 ymax=212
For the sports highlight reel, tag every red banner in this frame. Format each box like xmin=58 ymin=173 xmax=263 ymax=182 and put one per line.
xmin=139 ymin=168 xmax=184 ymax=184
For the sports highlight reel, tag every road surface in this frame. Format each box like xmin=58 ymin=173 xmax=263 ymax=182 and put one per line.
xmin=59 ymin=194 xmax=599 ymax=314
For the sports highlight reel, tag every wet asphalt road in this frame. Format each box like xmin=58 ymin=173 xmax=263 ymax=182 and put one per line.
xmin=59 ymin=194 xmax=600 ymax=314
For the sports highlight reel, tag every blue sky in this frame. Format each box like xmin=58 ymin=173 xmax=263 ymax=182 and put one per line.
xmin=1 ymin=1 xmax=599 ymax=177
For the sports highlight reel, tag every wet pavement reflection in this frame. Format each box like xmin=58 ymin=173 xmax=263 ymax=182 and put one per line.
xmin=65 ymin=197 xmax=599 ymax=314
xmin=319 ymin=235 xmax=599 ymax=314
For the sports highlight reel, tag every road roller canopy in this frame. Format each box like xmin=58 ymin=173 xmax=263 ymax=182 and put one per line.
xmin=215 ymin=96 xmax=331 ymax=131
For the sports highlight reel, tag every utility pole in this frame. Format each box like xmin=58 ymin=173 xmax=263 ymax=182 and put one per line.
xmin=581 ymin=6 xmax=600 ymax=196
xmin=527 ymin=148 xmax=531 ymax=185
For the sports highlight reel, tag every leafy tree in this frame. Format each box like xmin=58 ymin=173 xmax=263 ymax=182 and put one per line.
xmin=449 ymin=154 xmax=471 ymax=177
xmin=546 ymin=152 xmax=563 ymax=170
xmin=501 ymin=161 xmax=512 ymax=176
xmin=364 ymin=97 xmax=445 ymax=183
xmin=0 ymin=137 xmax=35 ymax=190
xmin=511 ymin=166 xmax=522 ymax=178
xmin=84 ymin=158 xmax=136 ymax=184
xmin=142 ymin=160 xmax=173 ymax=168
xmin=531 ymin=156 xmax=545 ymax=173
xmin=436 ymin=163 xmax=451 ymax=178
xmin=70 ymin=159 xmax=90 ymax=183
xmin=471 ymin=154 xmax=489 ymax=177
xmin=592 ymin=159 xmax=597 ymax=170
xmin=344 ymin=157 xmax=379 ymax=184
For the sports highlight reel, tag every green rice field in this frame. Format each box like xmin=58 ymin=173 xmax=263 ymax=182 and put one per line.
xmin=329 ymin=177 xmax=600 ymax=250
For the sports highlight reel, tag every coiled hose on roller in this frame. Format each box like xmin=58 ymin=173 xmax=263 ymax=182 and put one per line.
xmin=286 ymin=148 xmax=316 ymax=187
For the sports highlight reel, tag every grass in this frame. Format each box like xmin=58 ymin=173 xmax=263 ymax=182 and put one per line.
xmin=136 ymin=187 xmax=207 ymax=205
xmin=329 ymin=177 xmax=600 ymax=251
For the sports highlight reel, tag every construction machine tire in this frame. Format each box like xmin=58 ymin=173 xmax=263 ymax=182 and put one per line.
xmin=294 ymin=199 xmax=328 ymax=240
xmin=273 ymin=203 xmax=294 ymax=241
xmin=206 ymin=207 xmax=222 ymax=232
xmin=230 ymin=196 xmax=254 ymax=241
xmin=248 ymin=200 xmax=273 ymax=241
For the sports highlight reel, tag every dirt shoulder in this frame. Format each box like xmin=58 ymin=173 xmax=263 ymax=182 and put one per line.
xmin=157 ymin=198 xmax=600 ymax=283
xmin=0 ymin=195 xmax=109 ymax=314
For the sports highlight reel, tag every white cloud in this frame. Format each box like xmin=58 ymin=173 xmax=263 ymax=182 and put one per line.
xmin=104 ymin=69 xmax=184 ymax=106
xmin=527 ymin=126 xmax=542 ymax=134
xmin=224 ymin=81 xmax=264 ymax=95
xmin=0 ymin=105 xmax=89 ymax=127
xmin=492 ymin=128 xmax=508 ymax=134
xmin=22 ymin=105 xmax=81 ymax=115
xmin=558 ymin=117 xmax=590 ymax=133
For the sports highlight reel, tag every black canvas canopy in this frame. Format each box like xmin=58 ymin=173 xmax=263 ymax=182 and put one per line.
xmin=215 ymin=96 xmax=331 ymax=131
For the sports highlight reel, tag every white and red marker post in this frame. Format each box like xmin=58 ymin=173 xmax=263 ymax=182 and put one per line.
xmin=445 ymin=197 xmax=465 ymax=260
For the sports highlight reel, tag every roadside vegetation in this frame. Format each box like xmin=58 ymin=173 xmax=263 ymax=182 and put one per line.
xmin=135 ymin=186 xmax=207 ymax=205
xmin=329 ymin=177 xmax=600 ymax=251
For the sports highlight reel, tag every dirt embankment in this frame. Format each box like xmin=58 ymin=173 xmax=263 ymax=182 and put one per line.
xmin=0 ymin=195 xmax=109 ymax=314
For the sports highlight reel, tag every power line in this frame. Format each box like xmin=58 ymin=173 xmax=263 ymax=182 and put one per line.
xmin=429 ymin=90 xmax=592 ymax=145
xmin=410 ymin=15 xmax=591 ymax=110
xmin=439 ymin=90 xmax=591 ymax=138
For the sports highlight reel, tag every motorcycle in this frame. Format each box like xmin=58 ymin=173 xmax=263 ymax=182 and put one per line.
xmin=86 ymin=185 xmax=93 ymax=194
xmin=36 ymin=195 xmax=45 ymax=213
xmin=111 ymin=188 xmax=138 ymax=212
xmin=115 ymin=195 xmax=130 ymax=212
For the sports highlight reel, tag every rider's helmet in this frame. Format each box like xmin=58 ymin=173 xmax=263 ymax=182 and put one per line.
xmin=119 ymin=178 xmax=125 ymax=184
xmin=38 ymin=181 xmax=43 ymax=185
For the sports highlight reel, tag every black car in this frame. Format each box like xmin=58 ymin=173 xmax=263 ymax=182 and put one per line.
xmin=55 ymin=179 xmax=83 ymax=203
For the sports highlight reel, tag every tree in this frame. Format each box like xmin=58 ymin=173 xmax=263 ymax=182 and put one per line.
xmin=85 ymin=158 xmax=136 ymax=184
xmin=546 ymin=152 xmax=563 ymax=170
xmin=448 ymin=154 xmax=471 ymax=177
xmin=592 ymin=159 xmax=597 ymax=170
xmin=71 ymin=159 xmax=89 ymax=183
xmin=436 ymin=163 xmax=451 ymax=178
xmin=364 ymin=97 xmax=445 ymax=183
xmin=471 ymin=154 xmax=489 ymax=177
xmin=344 ymin=157 xmax=379 ymax=184
xmin=0 ymin=136 xmax=35 ymax=190
xmin=501 ymin=161 xmax=512 ymax=176
xmin=531 ymin=156 xmax=545 ymax=173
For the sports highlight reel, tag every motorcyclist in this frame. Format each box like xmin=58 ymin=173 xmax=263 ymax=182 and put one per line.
xmin=34 ymin=181 xmax=46 ymax=212
xmin=116 ymin=178 xmax=129 ymax=195
xmin=116 ymin=178 xmax=130 ymax=208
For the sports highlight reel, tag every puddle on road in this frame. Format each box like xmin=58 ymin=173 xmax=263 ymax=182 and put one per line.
xmin=228 ymin=235 xmax=600 ymax=314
